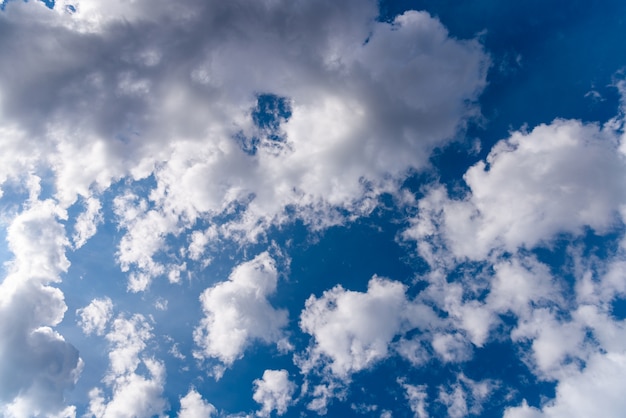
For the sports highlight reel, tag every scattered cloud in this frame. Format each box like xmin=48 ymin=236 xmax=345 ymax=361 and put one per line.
xmin=86 ymin=313 xmax=167 ymax=418
xmin=193 ymin=252 xmax=289 ymax=378
xmin=178 ymin=388 xmax=217 ymax=418
xmin=252 ymin=369 xmax=296 ymax=417
xmin=76 ymin=297 xmax=114 ymax=336
xmin=298 ymin=276 xmax=438 ymax=379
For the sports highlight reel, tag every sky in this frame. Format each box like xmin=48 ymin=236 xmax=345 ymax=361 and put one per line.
xmin=1 ymin=0 xmax=626 ymax=417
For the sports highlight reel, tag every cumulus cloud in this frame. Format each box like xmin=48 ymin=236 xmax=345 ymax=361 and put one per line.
xmin=76 ymin=297 xmax=113 ymax=336
xmin=178 ymin=388 xmax=217 ymax=418
xmin=0 ymin=0 xmax=488 ymax=291
xmin=400 ymin=94 xmax=626 ymax=417
xmin=298 ymin=276 xmax=438 ymax=379
xmin=404 ymin=118 xmax=626 ymax=261
xmin=504 ymin=352 xmax=626 ymax=418
xmin=193 ymin=252 xmax=289 ymax=377
xmin=0 ymin=201 xmax=82 ymax=417
xmin=86 ymin=313 xmax=167 ymax=418
xmin=252 ymin=369 xmax=296 ymax=417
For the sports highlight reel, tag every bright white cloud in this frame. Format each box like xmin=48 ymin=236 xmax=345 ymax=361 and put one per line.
xmin=252 ymin=369 xmax=296 ymax=417
xmin=86 ymin=313 xmax=167 ymax=418
xmin=299 ymin=276 xmax=438 ymax=379
xmin=178 ymin=388 xmax=217 ymax=418
xmin=72 ymin=196 xmax=102 ymax=249
xmin=0 ymin=201 xmax=82 ymax=417
xmin=404 ymin=118 xmax=626 ymax=261
xmin=504 ymin=352 xmax=626 ymax=418
xmin=399 ymin=95 xmax=626 ymax=418
xmin=193 ymin=252 xmax=289 ymax=377
xmin=437 ymin=374 xmax=496 ymax=418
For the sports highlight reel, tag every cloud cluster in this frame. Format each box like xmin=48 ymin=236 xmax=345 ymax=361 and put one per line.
xmin=0 ymin=0 xmax=488 ymax=291
xmin=404 ymin=118 xmax=626 ymax=262
xmin=401 ymin=99 xmax=626 ymax=416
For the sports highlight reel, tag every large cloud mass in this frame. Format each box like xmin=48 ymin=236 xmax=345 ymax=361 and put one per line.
xmin=0 ymin=0 xmax=488 ymax=291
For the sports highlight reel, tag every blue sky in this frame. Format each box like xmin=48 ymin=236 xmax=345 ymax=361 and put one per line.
xmin=1 ymin=0 xmax=626 ymax=417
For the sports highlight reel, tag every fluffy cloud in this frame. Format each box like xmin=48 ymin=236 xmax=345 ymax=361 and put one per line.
xmin=0 ymin=0 xmax=488 ymax=291
xmin=404 ymin=118 xmax=626 ymax=261
xmin=193 ymin=252 xmax=289 ymax=377
xmin=397 ymin=88 xmax=626 ymax=417
xmin=252 ymin=369 xmax=296 ymax=417
xmin=504 ymin=352 xmax=626 ymax=418
xmin=86 ymin=313 xmax=167 ymax=418
xmin=177 ymin=388 xmax=217 ymax=418
xmin=0 ymin=201 xmax=82 ymax=417
xmin=72 ymin=197 xmax=102 ymax=249
xmin=76 ymin=297 xmax=113 ymax=336
xmin=298 ymin=276 xmax=438 ymax=379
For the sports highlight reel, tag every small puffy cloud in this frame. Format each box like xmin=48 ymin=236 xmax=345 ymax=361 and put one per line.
xmin=252 ymin=369 xmax=296 ymax=417
xmin=304 ymin=380 xmax=346 ymax=416
xmin=487 ymin=256 xmax=561 ymax=318
xmin=299 ymin=276 xmax=438 ymax=379
xmin=438 ymin=374 xmax=496 ymax=418
xmin=431 ymin=333 xmax=473 ymax=364
xmin=438 ymin=383 xmax=468 ymax=418
xmin=178 ymin=388 xmax=217 ymax=418
xmin=193 ymin=252 xmax=289 ymax=377
xmin=72 ymin=196 xmax=102 ymax=249
xmin=76 ymin=297 xmax=113 ymax=336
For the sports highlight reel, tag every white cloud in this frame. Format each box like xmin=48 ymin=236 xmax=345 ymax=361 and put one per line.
xmin=404 ymin=118 xmax=626 ymax=261
xmin=193 ymin=252 xmax=289 ymax=377
xmin=431 ymin=333 xmax=472 ymax=364
xmin=0 ymin=201 xmax=82 ymax=417
xmin=86 ymin=314 xmax=167 ymax=418
xmin=0 ymin=0 xmax=488 ymax=291
xmin=437 ymin=374 xmax=496 ymax=418
xmin=400 ymin=381 xmax=428 ymax=418
xmin=504 ymin=352 xmax=626 ymax=418
xmin=76 ymin=297 xmax=113 ymax=336
xmin=304 ymin=380 xmax=347 ymax=416
xmin=72 ymin=196 xmax=102 ymax=249
xmin=487 ymin=257 xmax=561 ymax=318
xmin=178 ymin=388 xmax=217 ymax=418
xmin=252 ymin=369 xmax=296 ymax=417
xmin=298 ymin=276 xmax=438 ymax=379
